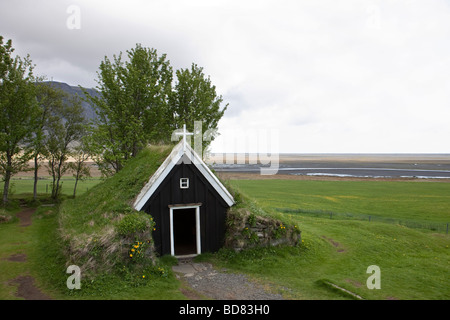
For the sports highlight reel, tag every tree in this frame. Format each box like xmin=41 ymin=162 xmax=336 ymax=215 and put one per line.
xmin=0 ymin=36 xmax=38 ymax=204
xmin=67 ymin=142 xmax=91 ymax=198
xmin=45 ymin=95 xmax=86 ymax=199
xmin=31 ymin=82 xmax=65 ymax=200
xmin=84 ymin=45 xmax=229 ymax=175
xmin=84 ymin=44 xmax=173 ymax=175
xmin=169 ymin=63 xmax=228 ymax=153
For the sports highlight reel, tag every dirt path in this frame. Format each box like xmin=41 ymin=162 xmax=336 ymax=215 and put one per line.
xmin=172 ymin=261 xmax=285 ymax=300
xmin=8 ymin=275 xmax=51 ymax=300
xmin=6 ymin=207 xmax=52 ymax=300
xmin=16 ymin=207 xmax=35 ymax=227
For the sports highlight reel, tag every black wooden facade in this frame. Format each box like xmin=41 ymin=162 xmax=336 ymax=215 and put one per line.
xmin=140 ymin=160 xmax=230 ymax=256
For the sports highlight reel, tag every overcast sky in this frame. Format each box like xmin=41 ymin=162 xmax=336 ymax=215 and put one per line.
xmin=1 ymin=0 xmax=450 ymax=153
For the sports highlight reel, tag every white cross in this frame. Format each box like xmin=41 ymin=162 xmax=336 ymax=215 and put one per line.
xmin=175 ymin=124 xmax=193 ymax=152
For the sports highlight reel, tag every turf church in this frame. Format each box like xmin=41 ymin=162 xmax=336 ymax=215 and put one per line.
xmin=133 ymin=126 xmax=235 ymax=257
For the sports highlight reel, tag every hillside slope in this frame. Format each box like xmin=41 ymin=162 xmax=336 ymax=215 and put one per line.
xmin=41 ymin=81 xmax=99 ymax=121
xmin=58 ymin=145 xmax=172 ymax=277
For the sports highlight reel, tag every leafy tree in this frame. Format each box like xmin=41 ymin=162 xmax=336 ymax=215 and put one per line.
xmin=84 ymin=44 xmax=173 ymax=175
xmin=67 ymin=141 xmax=91 ymax=198
xmin=31 ymin=82 xmax=65 ymax=200
xmin=169 ymin=63 xmax=228 ymax=153
xmin=0 ymin=36 xmax=38 ymax=204
xmin=84 ymin=45 xmax=228 ymax=175
xmin=45 ymin=95 xmax=86 ymax=199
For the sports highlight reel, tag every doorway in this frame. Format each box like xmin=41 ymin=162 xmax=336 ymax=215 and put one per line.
xmin=169 ymin=205 xmax=201 ymax=257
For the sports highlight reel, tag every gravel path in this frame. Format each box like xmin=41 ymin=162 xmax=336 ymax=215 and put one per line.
xmin=172 ymin=262 xmax=284 ymax=300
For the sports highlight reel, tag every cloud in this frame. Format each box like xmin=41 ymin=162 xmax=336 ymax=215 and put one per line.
xmin=1 ymin=0 xmax=450 ymax=152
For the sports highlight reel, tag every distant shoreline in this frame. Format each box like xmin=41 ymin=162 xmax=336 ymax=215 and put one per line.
xmin=13 ymin=153 xmax=450 ymax=180
xmin=216 ymin=172 xmax=450 ymax=182
xmin=207 ymin=153 xmax=450 ymax=163
xmin=210 ymin=153 xmax=450 ymax=180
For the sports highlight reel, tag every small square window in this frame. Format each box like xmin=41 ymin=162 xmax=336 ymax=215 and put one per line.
xmin=180 ymin=178 xmax=189 ymax=189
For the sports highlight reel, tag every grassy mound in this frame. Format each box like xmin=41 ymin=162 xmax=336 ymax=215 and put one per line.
xmin=223 ymin=184 xmax=301 ymax=251
xmin=58 ymin=145 xmax=172 ymax=278
xmin=58 ymin=145 xmax=302 ymax=280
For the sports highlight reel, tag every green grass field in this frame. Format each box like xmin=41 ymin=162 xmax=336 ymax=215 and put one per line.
xmin=229 ymin=179 xmax=450 ymax=231
xmin=210 ymin=179 xmax=450 ymax=300
xmin=1 ymin=177 xmax=102 ymax=198
xmin=1 ymin=177 xmax=449 ymax=300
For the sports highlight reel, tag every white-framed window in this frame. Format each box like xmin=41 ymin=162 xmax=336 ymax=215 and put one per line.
xmin=180 ymin=178 xmax=189 ymax=189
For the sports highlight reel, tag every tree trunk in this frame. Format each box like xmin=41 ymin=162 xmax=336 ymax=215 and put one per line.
xmin=72 ymin=161 xmax=80 ymax=198
xmin=53 ymin=164 xmax=61 ymax=200
xmin=49 ymin=158 xmax=57 ymax=199
xmin=2 ymin=171 xmax=10 ymax=204
xmin=33 ymin=155 xmax=39 ymax=200
xmin=51 ymin=175 xmax=57 ymax=199
xmin=2 ymin=155 xmax=12 ymax=204
xmin=73 ymin=176 xmax=79 ymax=198
xmin=52 ymin=156 xmax=65 ymax=199
xmin=54 ymin=176 xmax=61 ymax=199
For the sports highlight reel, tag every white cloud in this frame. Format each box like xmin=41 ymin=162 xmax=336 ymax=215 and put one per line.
xmin=1 ymin=0 xmax=450 ymax=153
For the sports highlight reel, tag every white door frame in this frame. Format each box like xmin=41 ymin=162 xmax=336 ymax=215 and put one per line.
xmin=169 ymin=205 xmax=201 ymax=257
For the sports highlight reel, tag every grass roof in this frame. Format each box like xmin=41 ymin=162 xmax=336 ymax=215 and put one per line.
xmin=57 ymin=144 xmax=299 ymax=277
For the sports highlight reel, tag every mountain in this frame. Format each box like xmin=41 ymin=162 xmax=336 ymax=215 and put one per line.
xmin=42 ymin=81 xmax=100 ymax=121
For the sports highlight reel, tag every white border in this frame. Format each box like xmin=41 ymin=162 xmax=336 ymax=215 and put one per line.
xmin=179 ymin=178 xmax=189 ymax=189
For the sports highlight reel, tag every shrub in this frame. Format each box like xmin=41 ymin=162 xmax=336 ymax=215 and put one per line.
xmin=116 ymin=212 xmax=154 ymax=236
xmin=225 ymin=207 xmax=301 ymax=251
